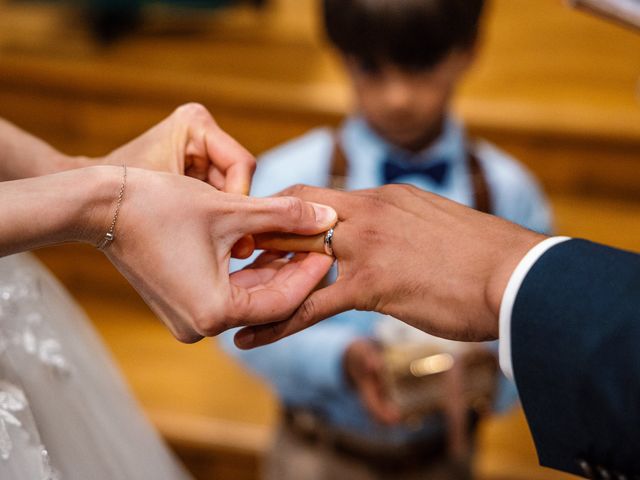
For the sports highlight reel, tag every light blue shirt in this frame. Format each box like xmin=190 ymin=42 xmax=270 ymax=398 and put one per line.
xmin=220 ymin=116 xmax=553 ymax=445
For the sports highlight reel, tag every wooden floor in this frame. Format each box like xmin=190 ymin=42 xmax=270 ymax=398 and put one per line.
xmin=3 ymin=0 xmax=640 ymax=478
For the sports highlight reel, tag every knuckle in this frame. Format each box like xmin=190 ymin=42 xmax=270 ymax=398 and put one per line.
xmin=297 ymin=298 xmax=317 ymax=326
xmin=377 ymin=183 xmax=396 ymax=196
xmin=280 ymin=197 xmax=306 ymax=222
xmin=281 ymin=183 xmax=308 ymax=197
xmin=244 ymin=153 xmax=257 ymax=171
xmin=191 ymin=304 xmax=228 ymax=337
xmin=359 ymin=227 xmax=382 ymax=244
xmin=397 ymin=183 xmax=416 ymax=194
xmin=363 ymin=185 xmax=396 ymax=207
xmin=364 ymin=194 xmax=390 ymax=214
xmin=269 ymin=321 xmax=287 ymax=339
xmin=174 ymin=102 xmax=210 ymax=121
xmin=379 ymin=183 xmax=414 ymax=197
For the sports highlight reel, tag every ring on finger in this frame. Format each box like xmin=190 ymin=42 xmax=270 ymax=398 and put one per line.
xmin=324 ymin=224 xmax=337 ymax=257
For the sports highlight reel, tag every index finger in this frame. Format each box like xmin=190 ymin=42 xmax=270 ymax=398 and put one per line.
xmin=275 ymin=184 xmax=350 ymax=207
xmin=203 ymin=122 xmax=256 ymax=195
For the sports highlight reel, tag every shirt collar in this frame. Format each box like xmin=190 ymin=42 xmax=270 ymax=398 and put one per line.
xmin=341 ymin=115 xmax=467 ymax=169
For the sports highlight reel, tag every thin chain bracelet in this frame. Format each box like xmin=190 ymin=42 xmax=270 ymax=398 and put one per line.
xmin=98 ymin=163 xmax=127 ymax=250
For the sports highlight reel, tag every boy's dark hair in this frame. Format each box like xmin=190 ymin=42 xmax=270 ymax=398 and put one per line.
xmin=323 ymin=0 xmax=485 ymax=71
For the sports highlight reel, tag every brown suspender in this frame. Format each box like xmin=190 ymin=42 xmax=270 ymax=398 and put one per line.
xmin=328 ymin=132 xmax=350 ymax=191
xmin=328 ymin=133 xmax=494 ymax=215
xmin=467 ymin=147 xmax=494 ymax=215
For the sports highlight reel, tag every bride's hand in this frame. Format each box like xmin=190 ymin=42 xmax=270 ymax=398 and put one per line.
xmin=100 ymin=103 xmax=259 ymax=258
xmin=88 ymin=167 xmax=336 ymax=344
xmin=1 ymin=105 xmax=254 ymax=195
xmin=101 ymin=103 xmax=256 ymax=195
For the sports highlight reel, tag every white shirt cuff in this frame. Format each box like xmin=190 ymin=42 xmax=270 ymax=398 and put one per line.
xmin=498 ymin=236 xmax=571 ymax=380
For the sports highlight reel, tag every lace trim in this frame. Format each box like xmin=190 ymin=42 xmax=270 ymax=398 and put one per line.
xmin=0 ymin=381 xmax=26 ymax=461
xmin=0 ymin=381 xmax=60 ymax=479
xmin=0 ymin=269 xmax=72 ymax=376
xmin=0 ymin=264 xmax=69 ymax=478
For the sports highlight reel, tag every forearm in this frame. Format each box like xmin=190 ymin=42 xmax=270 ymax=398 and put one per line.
xmin=0 ymin=166 xmax=121 ymax=257
xmin=0 ymin=118 xmax=89 ymax=181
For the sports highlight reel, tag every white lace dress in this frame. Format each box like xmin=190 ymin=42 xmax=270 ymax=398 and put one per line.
xmin=0 ymin=253 xmax=192 ymax=480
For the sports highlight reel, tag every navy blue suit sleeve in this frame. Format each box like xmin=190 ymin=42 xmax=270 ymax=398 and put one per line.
xmin=511 ymin=239 xmax=640 ymax=478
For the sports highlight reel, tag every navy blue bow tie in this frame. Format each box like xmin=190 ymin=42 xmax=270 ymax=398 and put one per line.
xmin=382 ymin=156 xmax=450 ymax=185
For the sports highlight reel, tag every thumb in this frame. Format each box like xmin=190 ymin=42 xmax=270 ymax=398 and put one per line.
xmin=240 ymin=196 xmax=337 ymax=236
xmin=234 ymin=281 xmax=352 ymax=349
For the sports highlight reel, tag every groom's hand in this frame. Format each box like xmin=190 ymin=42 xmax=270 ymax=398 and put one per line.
xmin=235 ymin=184 xmax=545 ymax=348
xmin=93 ymin=169 xmax=336 ymax=343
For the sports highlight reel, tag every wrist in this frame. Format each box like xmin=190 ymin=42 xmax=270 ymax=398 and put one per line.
xmin=0 ymin=166 xmax=125 ymax=256
xmin=72 ymin=166 xmax=127 ymax=246
xmin=485 ymin=230 xmax=548 ymax=332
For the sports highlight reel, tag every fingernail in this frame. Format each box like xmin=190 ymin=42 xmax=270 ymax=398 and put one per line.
xmin=235 ymin=330 xmax=255 ymax=349
xmin=310 ymin=203 xmax=337 ymax=227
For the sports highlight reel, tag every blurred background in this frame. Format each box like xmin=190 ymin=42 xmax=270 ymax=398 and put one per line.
xmin=1 ymin=0 xmax=639 ymax=478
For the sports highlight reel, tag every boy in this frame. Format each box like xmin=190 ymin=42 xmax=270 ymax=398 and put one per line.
xmin=223 ymin=1 xmax=552 ymax=479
